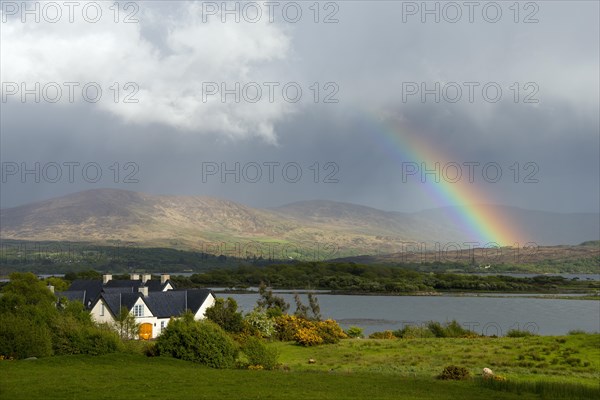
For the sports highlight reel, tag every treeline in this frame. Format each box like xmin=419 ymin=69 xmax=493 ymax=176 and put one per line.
xmin=0 ymin=240 xmax=242 ymax=274
xmin=172 ymin=262 xmax=599 ymax=293
xmin=0 ymin=273 xmax=122 ymax=359
xmin=2 ymin=239 xmax=599 ymax=275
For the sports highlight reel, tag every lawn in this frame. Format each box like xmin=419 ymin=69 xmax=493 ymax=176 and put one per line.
xmin=1 ymin=334 xmax=598 ymax=400
xmin=0 ymin=353 xmax=537 ymax=400
xmin=273 ymin=333 xmax=600 ymax=386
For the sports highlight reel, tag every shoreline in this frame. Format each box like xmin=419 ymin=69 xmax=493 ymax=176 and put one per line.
xmin=212 ymin=288 xmax=600 ymax=300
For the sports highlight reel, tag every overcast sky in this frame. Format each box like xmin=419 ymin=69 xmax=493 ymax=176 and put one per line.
xmin=1 ymin=0 xmax=598 ymax=214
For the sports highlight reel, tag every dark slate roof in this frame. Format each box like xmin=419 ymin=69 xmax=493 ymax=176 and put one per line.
xmin=100 ymin=292 xmax=143 ymax=317
xmin=103 ymin=287 xmax=135 ymax=294
xmin=184 ymin=289 xmax=213 ymax=313
xmin=145 ymin=280 xmax=171 ymax=292
xmin=139 ymin=289 xmax=213 ymax=319
xmin=104 ymin=280 xmax=144 ymax=289
xmin=104 ymin=279 xmax=170 ymax=292
xmin=67 ymin=278 xmax=173 ymax=310
xmin=55 ymin=290 xmax=86 ymax=303
xmin=143 ymin=291 xmax=187 ymax=318
xmin=67 ymin=280 xmax=103 ymax=307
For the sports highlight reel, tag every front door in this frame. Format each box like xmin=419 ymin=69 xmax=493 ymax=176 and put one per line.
xmin=139 ymin=323 xmax=152 ymax=340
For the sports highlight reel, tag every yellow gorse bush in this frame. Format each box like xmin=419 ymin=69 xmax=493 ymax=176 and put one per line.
xmin=275 ymin=315 xmax=347 ymax=346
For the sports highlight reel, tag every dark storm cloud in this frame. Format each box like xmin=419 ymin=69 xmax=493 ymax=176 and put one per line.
xmin=1 ymin=1 xmax=598 ymax=214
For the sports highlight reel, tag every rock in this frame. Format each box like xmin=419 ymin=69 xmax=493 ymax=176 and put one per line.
xmin=482 ymin=367 xmax=494 ymax=378
xmin=308 ymin=358 xmax=316 ymax=364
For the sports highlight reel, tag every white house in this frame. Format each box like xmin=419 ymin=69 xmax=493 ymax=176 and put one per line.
xmin=57 ymin=274 xmax=215 ymax=339
xmin=58 ymin=273 xmax=174 ymax=309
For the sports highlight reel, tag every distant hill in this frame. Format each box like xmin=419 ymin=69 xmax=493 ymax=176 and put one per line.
xmin=1 ymin=189 xmax=598 ymax=259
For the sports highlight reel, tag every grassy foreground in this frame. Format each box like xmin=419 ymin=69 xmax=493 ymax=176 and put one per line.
xmin=0 ymin=353 xmax=536 ymax=400
xmin=274 ymin=333 xmax=600 ymax=386
xmin=1 ymin=334 xmax=598 ymax=400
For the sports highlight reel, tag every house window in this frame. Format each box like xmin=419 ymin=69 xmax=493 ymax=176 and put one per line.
xmin=133 ymin=304 xmax=144 ymax=317
xmin=100 ymin=303 xmax=105 ymax=316
xmin=161 ymin=321 xmax=165 ymax=331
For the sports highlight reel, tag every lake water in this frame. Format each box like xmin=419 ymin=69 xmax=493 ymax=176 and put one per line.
xmin=225 ymin=293 xmax=600 ymax=336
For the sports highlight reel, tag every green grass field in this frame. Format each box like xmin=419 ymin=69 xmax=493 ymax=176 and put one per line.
xmin=1 ymin=334 xmax=598 ymax=400
xmin=0 ymin=353 xmax=539 ymax=400
xmin=274 ymin=333 xmax=600 ymax=385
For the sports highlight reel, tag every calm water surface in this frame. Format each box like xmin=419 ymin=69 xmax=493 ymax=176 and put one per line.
xmin=227 ymin=293 xmax=600 ymax=336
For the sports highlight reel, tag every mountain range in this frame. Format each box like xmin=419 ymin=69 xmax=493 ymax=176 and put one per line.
xmin=1 ymin=189 xmax=598 ymax=258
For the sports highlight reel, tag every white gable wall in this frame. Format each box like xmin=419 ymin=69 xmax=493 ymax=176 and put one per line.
xmin=90 ymin=298 xmax=116 ymax=324
xmin=194 ymin=293 xmax=216 ymax=320
xmin=131 ymin=297 xmax=159 ymax=337
xmin=130 ymin=297 xmax=154 ymax=319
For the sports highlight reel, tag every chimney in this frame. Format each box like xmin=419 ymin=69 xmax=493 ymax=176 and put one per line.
xmin=48 ymin=285 xmax=55 ymax=294
xmin=142 ymin=274 xmax=151 ymax=283
xmin=138 ymin=286 xmax=148 ymax=297
xmin=161 ymin=274 xmax=170 ymax=285
xmin=103 ymin=274 xmax=112 ymax=284
xmin=130 ymin=273 xmax=140 ymax=281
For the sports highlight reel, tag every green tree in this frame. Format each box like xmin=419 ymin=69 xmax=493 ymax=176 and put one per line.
xmin=293 ymin=293 xmax=321 ymax=321
xmin=44 ymin=276 xmax=69 ymax=292
xmin=204 ymin=297 xmax=244 ymax=333
xmin=257 ymin=282 xmax=289 ymax=317
xmin=308 ymin=293 xmax=321 ymax=321
xmin=0 ymin=274 xmax=120 ymax=358
xmin=2 ymin=272 xmax=55 ymax=306
xmin=293 ymin=293 xmax=309 ymax=319
xmin=114 ymin=306 xmax=139 ymax=340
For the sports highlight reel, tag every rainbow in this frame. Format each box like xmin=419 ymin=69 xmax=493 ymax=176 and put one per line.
xmin=365 ymin=114 xmax=523 ymax=246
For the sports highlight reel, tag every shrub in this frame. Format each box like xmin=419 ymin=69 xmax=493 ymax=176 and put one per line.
xmin=242 ymin=337 xmax=279 ymax=370
xmin=156 ymin=316 xmax=238 ymax=368
xmin=345 ymin=326 xmax=364 ymax=338
xmin=506 ymin=329 xmax=538 ymax=338
xmin=83 ymin=329 xmax=122 ymax=355
xmin=294 ymin=327 xmax=324 ymax=346
xmin=275 ymin=315 xmax=309 ymax=341
xmin=427 ymin=321 xmax=472 ymax=338
xmin=444 ymin=320 xmax=472 ymax=337
xmin=394 ymin=325 xmax=435 ymax=339
xmin=275 ymin=315 xmax=346 ymax=346
xmin=427 ymin=322 xmax=447 ymax=337
xmin=50 ymin=312 xmax=121 ymax=356
xmin=315 ymin=319 xmax=347 ymax=344
xmin=369 ymin=330 xmax=395 ymax=339
xmin=244 ymin=309 xmax=276 ymax=338
xmin=437 ymin=365 xmax=471 ymax=380
xmin=143 ymin=342 xmax=159 ymax=357
xmin=0 ymin=313 xmax=53 ymax=359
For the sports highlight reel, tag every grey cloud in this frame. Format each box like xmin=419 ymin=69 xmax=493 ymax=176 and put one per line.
xmin=1 ymin=0 xmax=598 ymax=217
